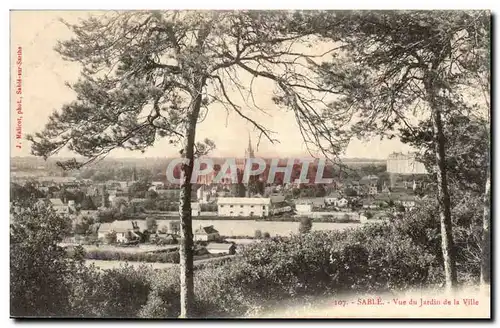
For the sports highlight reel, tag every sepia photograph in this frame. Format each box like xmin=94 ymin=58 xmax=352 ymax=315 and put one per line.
xmin=9 ymin=9 xmax=491 ymax=319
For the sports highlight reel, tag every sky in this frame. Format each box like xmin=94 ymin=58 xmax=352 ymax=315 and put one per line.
xmin=9 ymin=11 xmax=416 ymax=160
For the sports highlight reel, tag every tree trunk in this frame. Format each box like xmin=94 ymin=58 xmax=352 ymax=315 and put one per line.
xmin=480 ymin=158 xmax=491 ymax=289
xmin=178 ymin=79 xmax=205 ymax=318
xmin=431 ymin=102 xmax=458 ymax=291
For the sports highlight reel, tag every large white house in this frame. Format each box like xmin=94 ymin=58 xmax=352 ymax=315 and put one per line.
xmin=194 ymin=225 xmax=220 ymax=241
xmin=217 ymin=197 xmax=271 ymax=217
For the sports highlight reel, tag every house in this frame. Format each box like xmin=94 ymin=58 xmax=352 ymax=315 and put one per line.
xmin=217 ymin=197 xmax=271 ymax=217
xmin=168 ymin=220 xmax=181 ymax=235
xmin=194 ymin=225 xmax=220 ymax=242
xmin=97 ymin=220 xmax=148 ymax=243
xmin=206 ymin=243 xmax=236 ymax=255
xmin=196 ymin=186 xmax=211 ymax=204
xmin=324 ymin=192 xmax=341 ymax=206
xmin=295 ymin=197 xmax=325 ymax=209
xmin=337 ymin=197 xmax=349 ymax=208
xmin=191 ymin=202 xmax=201 ymax=217
xmin=49 ymin=198 xmax=70 ymax=215
xmin=295 ymin=203 xmax=312 ymax=215
xmin=149 ymin=181 xmax=165 ymax=191
xmin=97 ymin=222 xmax=113 ymax=240
xmin=269 ymin=194 xmax=286 ymax=203
xmin=396 ymin=196 xmax=418 ymax=211
xmin=368 ymin=184 xmax=379 ymax=195
xmin=115 ymin=227 xmax=133 ymax=243
xmin=362 ymin=199 xmax=378 ymax=209
xmin=79 ymin=210 xmax=99 ymax=219
xmin=130 ymin=198 xmax=147 ymax=205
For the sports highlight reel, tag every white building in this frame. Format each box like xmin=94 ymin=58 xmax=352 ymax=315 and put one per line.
xmin=324 ymin=193 xmax=349 ymax=207
xmin=337 ymin=197 xmax=349 ymax=207
xmin=387 ymin=152 xmax=428 ymax=175
xmin=196 ymin=187 xmax=210 ymax=204
xmin=217 ymin=197 xmax=271 ymax=217
xmin=194 ymin=225 xmax=220 ymax=241
xmin=191 ymin=202 xmax=201 ymax=217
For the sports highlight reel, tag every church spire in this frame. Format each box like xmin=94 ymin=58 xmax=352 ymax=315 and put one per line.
xmin=245 ymin=133 xmax=254 ymax=158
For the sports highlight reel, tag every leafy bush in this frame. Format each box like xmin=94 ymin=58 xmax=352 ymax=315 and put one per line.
xmin=80 ymin=249 xmax=180 ymax=264
xmin=66 ymin=264 xmax=153 ymax=318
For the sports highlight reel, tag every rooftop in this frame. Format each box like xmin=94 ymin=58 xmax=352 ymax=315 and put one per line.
xmin=195 ymin=225 xmax=219 ymax=235
xmin=206 ymin=243 xmax=235 ymax=250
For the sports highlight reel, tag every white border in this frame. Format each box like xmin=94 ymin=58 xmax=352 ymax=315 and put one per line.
xmin=2 ymin=2 xmax=497 ymax=328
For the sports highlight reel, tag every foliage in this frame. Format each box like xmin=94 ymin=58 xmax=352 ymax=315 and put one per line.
xmin=66 ymin=264 xmax=152 ymax=318
xmin=10 ymin=200 xmax=83 ymax=317
xmin=104 ymin=231 xmax=117 ymax=244
xmin=80 ymin=249 xmax=180 ymax=264
xmin=298 ymin=217 xmax=313 ymax=234
xmin=344 ymin=188 xmax=357 ymax=197
xmin=80 ymin=195 xmax=97 ymax=210
xmin=400 ymin=114 xmax=489 ymax=194
xmin=146 ymin=217 xmax=158 ymax=232
xmin=254 ymin=230 xmax=263 ymax=239
xmin=73 ymin=216 xmax=95 ymax=235
xmin=129 ymin=180 xmax=152 ymax=199
xmin=10 ymin=182 xmax=45 ymax=201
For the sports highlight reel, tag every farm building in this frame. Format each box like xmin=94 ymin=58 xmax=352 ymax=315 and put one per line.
xmin=194 ymin=225 xmax=220 ymax=242
xmin=206 ymin=243 xmax=236 ymax=255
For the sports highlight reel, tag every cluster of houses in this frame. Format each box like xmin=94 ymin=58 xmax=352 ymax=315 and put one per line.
xmin=92 ymin=219 xmax=236 ymax=255
xmin=293 ymin=176 xmax=426 ymax=217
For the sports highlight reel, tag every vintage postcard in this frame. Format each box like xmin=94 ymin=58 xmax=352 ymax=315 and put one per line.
xmin=10 ymin=10 xmax=491 ymax=319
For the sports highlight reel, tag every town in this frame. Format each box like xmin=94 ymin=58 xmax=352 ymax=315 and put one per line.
xmin=10 ymin=139 xmax=431 ymax=270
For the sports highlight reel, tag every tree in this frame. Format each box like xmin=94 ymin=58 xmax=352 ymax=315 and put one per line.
xmin=129 ymin=180 xmax=152 ymax=199
xmin=263 ymin=232 xmax=271 ymax=239
xmin=80 ymin=195 xmax=97 ymax=210
xmin=344 ymin=188 xmax=357 ymax=197
xmin=74 ymin=190 xmax=86 ymax=204
xmin=105 ymin=231 xmax=117 ymax=244
xmin=400 ymin=114 xmax=489 ymax=194
xmin=395 ymin=204 xmax=406 ymax=213
xmin=299 ymin=217 xmax=313 ymax=234
xmin=10 ymin=199 xmax=80 ymax=316
xmin=11 ymin=182 xmax=44 ymax=201
xmin=254 ymin=229 xmax=263 ymax=239
xmin=311 ymin=10 xmax=490 ymax=290
xmin=28 ymin=11 xmax=357 ymax=317
xmin=146 ymin=217 xmax=158 ymax=233
xmin=146 ymin=189 xmax=158 ymax=201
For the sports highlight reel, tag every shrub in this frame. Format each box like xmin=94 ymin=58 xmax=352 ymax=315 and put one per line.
xmin=66 ymin=264 xmax=153 ymax=318
xmin=298 ymin=217 xmax=312 ymax=234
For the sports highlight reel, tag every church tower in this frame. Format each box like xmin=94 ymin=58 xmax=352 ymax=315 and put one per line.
xmin=245 ymin=134 xmax=255 ymax=158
